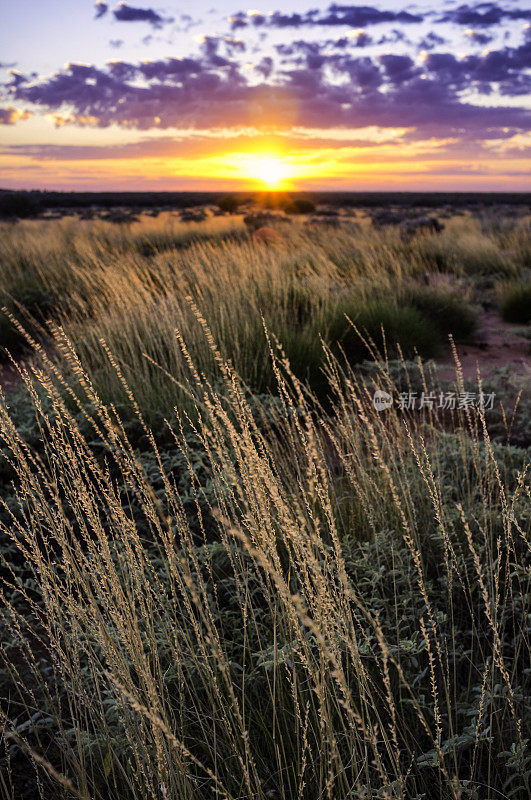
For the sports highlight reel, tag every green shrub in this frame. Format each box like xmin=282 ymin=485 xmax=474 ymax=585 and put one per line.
xmin=401 ymin=284 xmax=478 ymax=341
xmin=327 ymin=297 xmax=441 ymax=363
xmin=499 ymin=280 xmax=531 ymax=324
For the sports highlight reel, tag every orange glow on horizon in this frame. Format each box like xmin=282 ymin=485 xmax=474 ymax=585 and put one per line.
xmin=1 ymin=126 xmax=529 ymax=192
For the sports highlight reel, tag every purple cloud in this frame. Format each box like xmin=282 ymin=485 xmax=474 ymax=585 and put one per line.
xmin=230 ymin=4 xmax=423 ymax=31
xmin=9 ymin=34 xmax=530 ymax=138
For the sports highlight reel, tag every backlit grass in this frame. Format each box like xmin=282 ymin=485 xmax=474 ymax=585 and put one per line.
xmin=0 ymin=209 xmax=529 ymax=800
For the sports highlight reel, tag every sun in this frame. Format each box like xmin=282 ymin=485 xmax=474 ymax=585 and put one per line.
xmin=220 ymin=151 xmax=295 ymax=188
xmin=228 ymin=153 xmax=291 ymax=188
xmin=250 ymin=156 xmax=289 ymax=188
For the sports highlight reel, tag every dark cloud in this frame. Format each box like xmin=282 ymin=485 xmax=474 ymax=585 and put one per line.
xmin=255 ymin=56 xmax=273 ymax=78
xmin=178 ymin=13 xmax=201 ymax=32
xmin=228 ymin=12 xmax=249 ymax=30
xmin=94 ymin=1 xmax=108 ymax=18
xmin=440 ymin=3 xmax=531 ymax=27
xmin=465 ymin=30 xmax=494 ymax=45
xmin=137 ymin=57 xmax=204 ymax=79
xmin=266 ymin=12 xmax=311 ymax=28
xmin=377 ymin=29 xmax=410 ymax=45
xmin=276 ymin=33 xmax=372 ymax=65
xmin=109 ymin=39 xmax=125 ymax=48
xmin=316 ymin=4 xmax=423 ymax=26
xmin=198 ymin=35 xmax=246 ymax=65
xmin=113 ymin=3 xmax=174 ymax=28
xmin=421 ymin=41 xmax=531 ymax=96
xmin=352 ymin=31 xmax=373 ymax=47
xmin=418 ymin=32 xmax=447 ymax=50
xmin=6 ymin=70 xmax=28 ymax=87
xmin=379 ymin=54 xmax=418 ymax=84
xmin=230 ymin=4 xmax=423 ymax=31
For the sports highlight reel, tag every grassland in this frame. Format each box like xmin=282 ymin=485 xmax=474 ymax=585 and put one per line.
xmin=0 ymin=205 xmax=529 ymax=800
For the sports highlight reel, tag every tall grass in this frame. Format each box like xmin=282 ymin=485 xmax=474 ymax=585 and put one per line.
xmin=0 ymin=212 xmax=529 ymax=798
xmin=1 ymin=214 xmax=506 ymax=417
xmin=0 ymin=328 xmax=529 ymax=800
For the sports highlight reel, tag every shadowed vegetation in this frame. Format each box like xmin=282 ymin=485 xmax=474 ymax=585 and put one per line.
xmin=498 ymin=279 xmax=531 ymax=324
xmin=0 ymin=207 xmax=529 ymax=800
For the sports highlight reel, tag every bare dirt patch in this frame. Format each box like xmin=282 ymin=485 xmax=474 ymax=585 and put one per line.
xmin=437 ymin=309 xmax=530 ymax=388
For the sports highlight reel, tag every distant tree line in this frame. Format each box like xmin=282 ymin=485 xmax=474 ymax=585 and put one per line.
xmin=0 ymin=188 xmax=529 ymax=219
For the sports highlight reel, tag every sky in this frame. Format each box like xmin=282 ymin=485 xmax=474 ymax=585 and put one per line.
xmin=0 ymin=0 xmax=530 ymax=191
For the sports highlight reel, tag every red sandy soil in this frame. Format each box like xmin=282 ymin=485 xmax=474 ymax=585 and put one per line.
xmin=437 ymin=309 xmax=530 ymax=386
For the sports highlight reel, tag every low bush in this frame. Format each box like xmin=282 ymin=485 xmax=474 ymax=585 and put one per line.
xmin=401 ymin=283 xmax=478 ymax=341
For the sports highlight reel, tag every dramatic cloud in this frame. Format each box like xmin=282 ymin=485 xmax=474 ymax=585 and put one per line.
xmin=112 ymin=3 xmax=174 ymax=28
xmin=10 ymin=33 xmax=530 ymax=138
xmin=0 ymin=106 xmax=32 ymax=124
xmin=440 ymin=3 xmax=531 ymax=27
